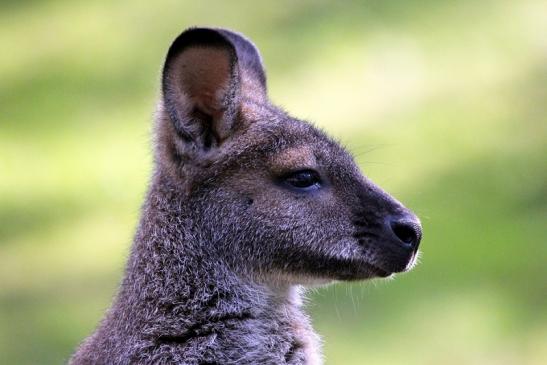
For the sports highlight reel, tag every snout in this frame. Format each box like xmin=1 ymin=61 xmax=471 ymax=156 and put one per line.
xmin=388 ymin=214 xmax=422 ymax=252
xmin=351 ymin=180 xmax=423 ymax=276
xmin=372 ymin=211 xmax=422 ymax=274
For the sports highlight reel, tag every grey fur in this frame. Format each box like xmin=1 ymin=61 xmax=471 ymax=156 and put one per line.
xmin=70 ymin=27 xmax=422 ymax=365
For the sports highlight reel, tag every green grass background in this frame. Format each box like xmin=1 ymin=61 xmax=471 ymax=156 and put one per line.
xmin=1 ymin=0 xmax=546 ymax=364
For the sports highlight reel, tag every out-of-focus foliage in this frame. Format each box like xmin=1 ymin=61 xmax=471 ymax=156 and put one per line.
xmin=1 ymin=1 xmax=546 ymax=364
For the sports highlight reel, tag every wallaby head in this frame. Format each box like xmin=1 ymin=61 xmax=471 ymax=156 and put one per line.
xmin=156 ymin=27 xmax=422 ymax=284
xmin=71 ymin=27 xmax=422 ymax=365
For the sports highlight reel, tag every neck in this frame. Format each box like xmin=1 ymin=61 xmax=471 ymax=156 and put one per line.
xmin=84 ymin=175 xmax=322 ymax=364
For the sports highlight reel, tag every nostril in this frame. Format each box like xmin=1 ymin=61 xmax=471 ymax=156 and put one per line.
xmin=390 ymin=220 xmax=422 ymax=249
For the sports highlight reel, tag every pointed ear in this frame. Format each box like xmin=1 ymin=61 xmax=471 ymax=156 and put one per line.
xmin=215 ymin=29 xmax=268 ymax=102
xmin=161 ymin=27 xmax=267 ymax=152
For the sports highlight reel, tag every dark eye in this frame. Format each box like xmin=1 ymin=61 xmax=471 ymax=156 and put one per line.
xmin=283 ymin=170 xmax=322 ymax=191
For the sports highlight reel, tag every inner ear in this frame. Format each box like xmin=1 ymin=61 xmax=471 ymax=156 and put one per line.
xmin=162 ymin=29 xmax=241 ymax=148
xmin=174 ymin=47 xmax=233 ymax=120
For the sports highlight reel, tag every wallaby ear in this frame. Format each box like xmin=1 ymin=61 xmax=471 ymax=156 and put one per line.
xmin=162 ymin=27 xmax=267 ymax=151
xmin=215 ymin=29 xmax=268 ymax=102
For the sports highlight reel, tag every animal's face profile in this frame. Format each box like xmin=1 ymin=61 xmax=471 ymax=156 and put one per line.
xmin=157 ymin=28 xmax=422 ymax=284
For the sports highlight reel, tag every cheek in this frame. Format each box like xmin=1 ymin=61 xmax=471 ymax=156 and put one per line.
xmin=252 ymin=191 xmax=314 ymax=220
xmin=232 ymin=175 xmax=353 ymax=234
xmin=253 ymin=193 xmax=350 ymax=237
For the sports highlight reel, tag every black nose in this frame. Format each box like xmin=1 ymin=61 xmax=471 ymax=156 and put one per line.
xmin=390 ymin=218 xmax=422 ymax=250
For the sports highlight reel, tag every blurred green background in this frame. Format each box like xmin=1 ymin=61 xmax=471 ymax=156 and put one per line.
xmin=1 ymin=0 xmax=546 ymax=364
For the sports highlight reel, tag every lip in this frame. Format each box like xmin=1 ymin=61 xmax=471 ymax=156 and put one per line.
xmin=360 ymin=240 xmax=418 ymax=277
xmin=365 ymin=262 xmax=392 ymax=278
xmin=403 ymin=251 xmax=420 ymax=272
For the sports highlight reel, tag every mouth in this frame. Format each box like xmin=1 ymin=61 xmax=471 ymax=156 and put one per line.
xmin=364 ymin=262 xmax=392 ymax=278
xmin=359 ymin=248 xmax=419 ymax=279
xmin=404 ymin=250 xmax=420 ymax=271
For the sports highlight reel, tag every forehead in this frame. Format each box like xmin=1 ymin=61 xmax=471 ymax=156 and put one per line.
xmin=270 ymin=145 xmax=317 ymax=173
xmin=234 ymin=116 xmax=355 ymax=170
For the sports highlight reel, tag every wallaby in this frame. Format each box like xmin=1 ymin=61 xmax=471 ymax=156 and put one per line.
xmin=70 ymin=27 xmax=422 ymax=365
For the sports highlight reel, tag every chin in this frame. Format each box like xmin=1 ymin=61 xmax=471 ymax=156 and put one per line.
xmin=272 ymin=244 xmax=418 ymax=284
xmin=332 ymin=251 xmax=419 ymax=282
xmin=337 ymin=261 xmax=393 ymax=281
